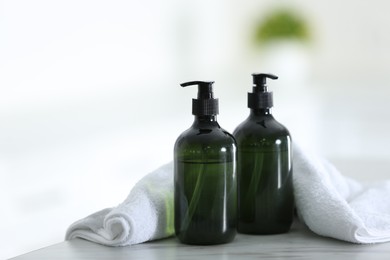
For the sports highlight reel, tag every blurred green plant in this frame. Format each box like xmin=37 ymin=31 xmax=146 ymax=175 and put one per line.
xmin=254 ymin=9 xmax=310 ymax=45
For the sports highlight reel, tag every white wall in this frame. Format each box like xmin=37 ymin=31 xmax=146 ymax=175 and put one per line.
xmin=1 ymin=0 xmax=390 ymax=258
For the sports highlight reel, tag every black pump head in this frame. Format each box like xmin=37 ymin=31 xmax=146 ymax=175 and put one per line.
xmin=252 ymin=73 xmax=278 ymax=92
xmin=248 ymin=73 xmax=278 ymax=109
xmin=181 ymin=81 xmax=215 ymax=99
xmin=180 ymin=81 xmax=219 ymax=116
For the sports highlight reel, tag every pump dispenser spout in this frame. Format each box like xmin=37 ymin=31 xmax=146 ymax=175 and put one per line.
xmin=180 ymin=81 xmax=219 ymax=116
xmin=248 ymin=73 xmax=278 ymax=109
xmin=181 ymin=81 xmax=215 ymax=99
xmin=252 ymin=73 xmax=278 ymax=92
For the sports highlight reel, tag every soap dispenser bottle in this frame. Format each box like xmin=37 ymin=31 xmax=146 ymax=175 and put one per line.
xmin=233 ymin=73 xmax=294 ymax=234
xmin=174 ymin=81 xmax=237 ymax=245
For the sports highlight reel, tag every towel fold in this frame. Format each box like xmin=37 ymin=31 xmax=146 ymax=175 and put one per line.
xmin=65 ymin=163 xmax=174 ymax=246
xmin=66 ymin=145 xmax=390 ymax=245
xmin=293 ymin=145 xmax=390 ymax=243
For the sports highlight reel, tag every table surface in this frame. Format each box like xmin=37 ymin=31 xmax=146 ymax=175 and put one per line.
xmin=11 ymin=222 xmax=390 ymax=260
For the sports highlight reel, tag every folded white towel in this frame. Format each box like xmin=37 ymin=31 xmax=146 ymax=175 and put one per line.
xmin=293 ymin=145 xmax=390 ymax=243
xmin=65 ymin=163 xmax=174 ymax=246
xmin=66 ymin=146 xmax=390 ymax=245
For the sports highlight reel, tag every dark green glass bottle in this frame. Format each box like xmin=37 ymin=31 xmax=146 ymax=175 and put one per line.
xmin=233 ymin=73 xmax=294 ymax=234
xmin=174 ymin=81 xmax=237 ymax=245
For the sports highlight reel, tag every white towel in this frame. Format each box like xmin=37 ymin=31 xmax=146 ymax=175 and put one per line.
xmin=293 ymin=145 xmax=390 ymax=243
xmin=65 ymin=146 xmax=390 ymax=245
xmin=65 ymin=163 xmax=174 ymax=246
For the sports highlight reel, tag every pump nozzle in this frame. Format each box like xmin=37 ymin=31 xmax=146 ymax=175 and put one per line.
xmin=181 ymin=81 xmax=215 ymax=99
xmin=248 ymin=73 xmax=278 ymax=109
xmin=180 ymin=81 xmax=219 ymax=116
xmin=252 ymin=73 xmax=278 ymax=92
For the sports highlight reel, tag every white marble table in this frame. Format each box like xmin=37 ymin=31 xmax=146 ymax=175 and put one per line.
xmin=11 ymin=222 xmax=390 ymax=260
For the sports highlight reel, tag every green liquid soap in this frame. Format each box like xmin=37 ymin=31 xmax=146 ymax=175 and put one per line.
xmin=175 ymin=160 xmax=236 ymax=244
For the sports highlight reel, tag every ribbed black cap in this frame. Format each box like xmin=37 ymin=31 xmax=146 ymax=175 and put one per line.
xmin=180 ymin=81 xmax=219 ymax=116
xmin=192 ymin=99 xmax=219 ymax=116
xmin=248 ymin=92 xmax=273 ymax=109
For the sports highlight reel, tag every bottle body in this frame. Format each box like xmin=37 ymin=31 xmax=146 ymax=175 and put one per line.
xmin=174 ymin=116 xmax=237 ymax=245
xmin=233 ymin=110 xmax=294 ymax=234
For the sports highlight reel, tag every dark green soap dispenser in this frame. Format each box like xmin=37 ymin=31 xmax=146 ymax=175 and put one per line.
xmin=233 ymin=73 xmax=294 ymax=234
xmin=174 ymin=81 xmax=237 ymax=245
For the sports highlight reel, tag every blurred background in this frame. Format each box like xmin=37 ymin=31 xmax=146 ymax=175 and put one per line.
xmin=1 ymin=0 xmax=390 ymax=258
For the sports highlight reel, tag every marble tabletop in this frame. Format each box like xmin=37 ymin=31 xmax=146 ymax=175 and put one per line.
xmin=11 ymin=222 xmax=390 ymax=260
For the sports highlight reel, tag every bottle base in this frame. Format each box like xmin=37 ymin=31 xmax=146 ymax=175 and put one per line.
xmin=237 ymin=222 xmax=292 ymax=235
xmin=176 ymin=231 xmax=236 ymax=245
